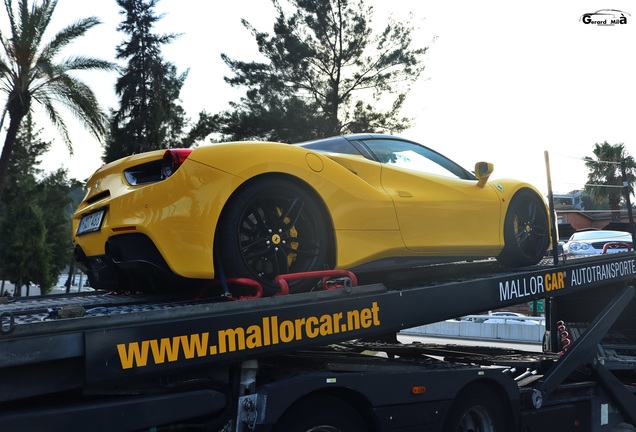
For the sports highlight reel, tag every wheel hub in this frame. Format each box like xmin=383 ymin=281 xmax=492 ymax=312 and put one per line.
xmin=261 ymin=210 xmax=299 ymax=268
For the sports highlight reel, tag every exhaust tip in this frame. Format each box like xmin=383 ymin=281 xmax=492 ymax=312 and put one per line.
xmin=105 ymin=239 xmax=123 ymax=262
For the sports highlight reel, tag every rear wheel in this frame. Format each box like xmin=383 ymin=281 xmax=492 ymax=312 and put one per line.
xmin=216 ymin=179 xmax=331 ymax=295
xmin=497 ymin=189 xmax=549 ymax=266
xmin=273 ymin=395 xmax=367 ymax=432
xmin=443 ymin=384 xmax=508 ymax=432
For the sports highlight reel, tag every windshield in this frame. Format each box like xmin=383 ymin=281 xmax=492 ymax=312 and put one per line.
xmin=358 ymin=138 xmax=475 ymax=180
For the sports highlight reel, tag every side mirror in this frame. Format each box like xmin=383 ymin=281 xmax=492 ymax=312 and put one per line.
xmin=475 ymin=162 xmax=494 ymax=188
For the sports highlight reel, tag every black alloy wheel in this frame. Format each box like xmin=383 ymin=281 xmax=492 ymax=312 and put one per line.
xmin=498 ymin=189 xmax=550 ymax=267
xmin=217 ymin=179 xmax=330 ymax=295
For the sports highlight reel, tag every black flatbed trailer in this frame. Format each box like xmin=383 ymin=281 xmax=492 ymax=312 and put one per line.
xmin=2 ymin=252 xmax=636 ymax=431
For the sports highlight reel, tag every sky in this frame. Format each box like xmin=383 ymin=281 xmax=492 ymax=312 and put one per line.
xmin=3 ymin=0 xmax=636 ymax=197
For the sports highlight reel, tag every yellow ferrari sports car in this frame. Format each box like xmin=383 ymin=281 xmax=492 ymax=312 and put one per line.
xmin=73 ymin=134 xmax=550 ymax=294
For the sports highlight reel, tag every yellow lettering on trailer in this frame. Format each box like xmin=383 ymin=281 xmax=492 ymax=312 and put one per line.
xmin=545 ymin=272 xmax=565 ymax=292
xmin=116 ymin=301 xmax=383 ymax=370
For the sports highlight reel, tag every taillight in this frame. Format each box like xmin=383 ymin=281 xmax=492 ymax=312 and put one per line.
xmin=161 ymin=149 xmax=193 ymax=179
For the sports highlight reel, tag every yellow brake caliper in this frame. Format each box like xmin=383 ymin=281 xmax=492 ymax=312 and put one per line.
xmin=275 ymin=208 xmax=299 ymax=267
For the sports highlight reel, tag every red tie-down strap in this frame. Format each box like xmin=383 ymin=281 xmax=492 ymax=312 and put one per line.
xmin=275 ymin=270 xmax=358 ymax=296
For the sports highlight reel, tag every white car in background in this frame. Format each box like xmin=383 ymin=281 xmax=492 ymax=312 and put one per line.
xmin=483 ymin=312 xmax=541 ymax=325
xmin=563 ymin=230 xmax=633 ymax=258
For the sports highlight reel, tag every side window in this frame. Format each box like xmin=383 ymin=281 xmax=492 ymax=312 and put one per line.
xmin=300 ymin=139 xmax=363 ymax=156
xmin=361 ymin=139 xmax=473 ymax=180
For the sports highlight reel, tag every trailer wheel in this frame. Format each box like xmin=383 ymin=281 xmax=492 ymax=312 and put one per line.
xmin=272 ymin=395 xmax=367 ymax=432
xmin=443 ymin=384 xmax=508 ymax=432
xmin=217 ymin=178 xmax=331 ymax=295
xmin=497 ymin=189 xmax=549 ymax=267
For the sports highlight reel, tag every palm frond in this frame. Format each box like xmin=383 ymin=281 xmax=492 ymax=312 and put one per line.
xmin=30 ymin=88 xmax=71 ymax=151
xmin=39 ymin=16 xmax=102 ymax=61
xmin=36 ymin=73 xmax=107 ymax=138
xmin=50 ymin=55 xmax=119 ymax=73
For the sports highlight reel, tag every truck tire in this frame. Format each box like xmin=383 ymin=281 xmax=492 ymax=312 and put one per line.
xmin=443 ymin=384 xmax=508 ymax=432
xmin=272 ymin=395 xmax=367 ymax=432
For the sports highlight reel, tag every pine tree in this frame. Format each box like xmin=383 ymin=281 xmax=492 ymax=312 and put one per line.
xmin=37 ymin=169 xmax=74 ymax=289
xmin=0 ymin=117 xmax=54 ymax=295
xmin=104 ymin=0 xmax=189 ymax=161
xmin=216 ymin=0 xmax=428 ymax=142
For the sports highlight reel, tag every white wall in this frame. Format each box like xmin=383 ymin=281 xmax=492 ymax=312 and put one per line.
xmin=402 ymin=318 xmax=545 ymax=343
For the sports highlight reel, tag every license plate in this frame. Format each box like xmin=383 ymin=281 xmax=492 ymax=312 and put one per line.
xmin=77 ymin=210 xmax=105 ymax=235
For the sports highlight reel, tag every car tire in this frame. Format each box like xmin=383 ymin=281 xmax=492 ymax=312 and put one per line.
xmin=497 ymin=189 xmax=549 ymax=267
xmin=216 ymin=178 xmax=331 ymax=295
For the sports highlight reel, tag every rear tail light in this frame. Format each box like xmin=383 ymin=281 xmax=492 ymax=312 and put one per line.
xmin=161 ymin=149 xmax=193 ymax=179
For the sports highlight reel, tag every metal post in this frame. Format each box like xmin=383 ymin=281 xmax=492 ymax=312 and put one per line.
xmin=544 ymin=151 xmax=561 ymax=352
xmin=620 ymin=159 xmax=636 ymax=246
xmin=544 ymin=151 xmax=560 ymax=265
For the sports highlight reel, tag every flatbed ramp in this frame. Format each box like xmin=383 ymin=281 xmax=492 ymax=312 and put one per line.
xmin=2 ymin=253 xmax=635 ymax=382
xmin=2 ymin=252 xmax=636 ymax=431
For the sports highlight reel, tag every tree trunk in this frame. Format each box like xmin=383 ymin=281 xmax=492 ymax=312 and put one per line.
xmin=609 ymin=193 xmax=622 ymax=221
xmin=0 ymin=96 xmax=29 ymax=192
xmin=15 ymin=277 xmax=22 ymax=298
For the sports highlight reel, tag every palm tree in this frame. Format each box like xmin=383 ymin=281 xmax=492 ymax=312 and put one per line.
xmin=0 ymin=0 xmax=117 ymax=191
xmin=584 ymin=141 xmax=636 ymax=221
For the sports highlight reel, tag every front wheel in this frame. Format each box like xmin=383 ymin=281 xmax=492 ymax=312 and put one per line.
xmin=216 ymin=179 xmax=331 ymax=295
xmin=443 ymin=384 xmax=508 ymax=432
xmin=497 ymin=189 xmax=549 ymax=267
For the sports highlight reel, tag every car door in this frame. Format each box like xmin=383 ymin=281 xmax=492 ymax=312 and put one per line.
xmin=358 ymin=138 xmax=502 ymax=254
